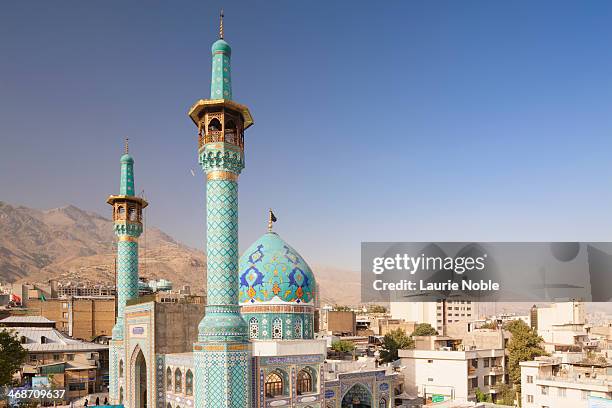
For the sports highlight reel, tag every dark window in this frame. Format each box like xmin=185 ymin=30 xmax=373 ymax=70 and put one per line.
xmin=185 ymin=370 xmax=193 ymax=396
xmin=175 ymin=369 xmax=182 ymax=393
xmin=297 ymin=369 xmax=312 ymax=395
xmin=208 ymin=118 xmax=222 ymax=132
xmin=225 ymin=119 xmax=236 ymax=130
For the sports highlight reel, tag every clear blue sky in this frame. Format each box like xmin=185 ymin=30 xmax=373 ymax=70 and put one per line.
xmin=2 ymin=1 xmax=612 ymax=271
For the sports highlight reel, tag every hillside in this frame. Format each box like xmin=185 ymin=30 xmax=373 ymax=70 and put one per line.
xmin=0 ymin=202 xmax=360 ymax=303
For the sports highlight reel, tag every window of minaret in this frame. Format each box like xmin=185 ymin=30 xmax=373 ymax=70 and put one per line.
xmin=208 ymin=118 xmax=221 ymax=132
xmin=224 ymin=119 xmax=236 ymax=144
xmin=128 ymin=206 xmax=137 ymax=221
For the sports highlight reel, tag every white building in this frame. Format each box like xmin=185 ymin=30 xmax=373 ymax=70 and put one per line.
xmin=521 ymin=355 xmax=612 ymax=407
xmin=399 ymin=342 xmax=507 ymax=404
xmin=532 ymin=301 xmax=592 ymax=350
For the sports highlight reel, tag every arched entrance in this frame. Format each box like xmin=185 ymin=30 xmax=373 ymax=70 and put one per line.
xmin=135 ymin=349 xmax=147 ymax=408
xmin=342 ymin=383 xmax=372 ymax=408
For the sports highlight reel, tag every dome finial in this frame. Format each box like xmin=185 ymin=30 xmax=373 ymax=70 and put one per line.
xmin=124 ymin=137 xmax=129 ymax=154
xmin=268 ymin=209 xmax=277 ymax=232
xmin=219 ymin=9 xmax=224 ymax=40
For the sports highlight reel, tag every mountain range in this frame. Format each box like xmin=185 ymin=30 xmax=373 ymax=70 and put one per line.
xmin=0 ymin=201 xmax=360 ymax=305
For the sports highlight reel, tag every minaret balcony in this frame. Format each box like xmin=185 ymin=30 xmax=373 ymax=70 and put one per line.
xmin=199 ymin=130 xmax=244 ymax=149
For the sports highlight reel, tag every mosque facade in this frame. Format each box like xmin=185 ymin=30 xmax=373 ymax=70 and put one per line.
xmin=107 ymin=15 xmax=395 ymax=408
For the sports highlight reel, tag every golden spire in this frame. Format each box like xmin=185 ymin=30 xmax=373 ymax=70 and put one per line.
xmin=124 ymin=137 xmax=129 ymax=154
xmin=268 ymin=209 xmax=277 ymax=232
xmin=219 ymin=9 xmax=224 ymax=40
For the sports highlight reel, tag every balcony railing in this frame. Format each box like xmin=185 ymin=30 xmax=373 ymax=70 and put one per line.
xmin=537 ymin=374 xmax=610 ymax=386
xmin=199 ymin=130 xmax=243 ymax=148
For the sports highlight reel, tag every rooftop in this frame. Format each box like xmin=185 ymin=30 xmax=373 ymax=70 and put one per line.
xmin=6 ymin=326 xmax=107 ymax=352
xmin=0 ymin=316 xmax=55 ymax=324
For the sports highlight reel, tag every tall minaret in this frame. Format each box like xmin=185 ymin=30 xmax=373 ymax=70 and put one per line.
xmin=107 ymin=140 xmax=147 ymax=403
xmin=188 ymin=11 xmax=253 ymax=408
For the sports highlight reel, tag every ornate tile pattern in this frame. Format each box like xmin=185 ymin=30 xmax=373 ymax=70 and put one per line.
xmin=113 ymin=239 xmax=140 ymax=339
xmin=195 ymin=35 xmax=251 ymax=408
xmin=239 ymin=233 xmax=316 ymax=305
xmin=210 ymin=40 xmax=232 ymax=100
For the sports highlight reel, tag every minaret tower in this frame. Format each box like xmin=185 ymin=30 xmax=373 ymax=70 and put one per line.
xmin=107 ymin=139 xmax=147 ymax=403
xmin=188 ymin=11 xmax=253 ymax=408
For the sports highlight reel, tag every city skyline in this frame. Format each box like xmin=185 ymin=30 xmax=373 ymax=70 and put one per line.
xmin=4 ymin=1 xmax=612 ymax=271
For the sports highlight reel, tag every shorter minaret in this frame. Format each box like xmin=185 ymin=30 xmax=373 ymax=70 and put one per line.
xmin=107 ymin=139 xmax=147 ymax=339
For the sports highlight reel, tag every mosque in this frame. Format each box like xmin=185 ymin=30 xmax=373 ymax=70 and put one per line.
xmin=106 ymin=13 xmax=396 ymax=408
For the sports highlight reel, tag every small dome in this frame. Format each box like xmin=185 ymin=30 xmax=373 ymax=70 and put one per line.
xmin=211 ymin=39 xmax=231 ymax=56
xmin=239 ymin=232 xmax=315 ymax=305
xmin=120 ymin=153 xmax=134 ymax=164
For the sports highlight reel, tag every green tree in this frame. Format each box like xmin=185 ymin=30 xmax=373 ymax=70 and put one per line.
xmin=0 ymin=329 xmax=28 ymax=386
xmin=380 ymin=328 xmax=414 ymax=363
xmin=332 ymin=305 xmax=352 ymax=312
xmin=506 ymin=320 xmax=547 ymax=386
xmin=474 ymin=388 xmax=492 ymax=403
xmin=493 ymin=383 xmax=516 ymax=405
xmin=331 ymin=340 xmax=355 ymax=353
xmin=411 ymin=323 xmax=438 ymax=337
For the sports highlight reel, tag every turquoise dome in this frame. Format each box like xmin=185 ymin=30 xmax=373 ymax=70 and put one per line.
xmin=120 ymin=153 xmax=134 ymax=163
xmin=211 ymin=39 xmax=231 ymax=55
xmin=239 ymin=232 xmax=316 ymax=305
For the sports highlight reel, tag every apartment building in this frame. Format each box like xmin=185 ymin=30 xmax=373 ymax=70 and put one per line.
xmin=390 ymin=300 xmax=475 ymax=334
xmin=319 ymin=309 xmax=357 ymax=336
xmin=399 ymin=335 xmax=508 ymax=404
xmin=28 ymin=297 xmax=115 ymax=340
xmin=531 ymin=301 xmax=591 ymax=350
xmin=521 ymin=355 xmax=612 ymax=408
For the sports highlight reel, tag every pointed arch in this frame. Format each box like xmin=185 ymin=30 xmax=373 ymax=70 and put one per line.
xmin=341 ymin=383 xmax=372 ymax=408
xmin=166 ymin=367 xmax=172 ymax=391
xmin=185 ymin=370 xmax=193 ymax=396
xmin=174 ymin=368 xmax=182 ymax=393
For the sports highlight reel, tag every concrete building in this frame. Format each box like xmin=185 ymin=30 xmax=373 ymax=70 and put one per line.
xmin=57 ymin=283 xmax=116 ymax=298
xmin=319 ymin=309 xmax=357 ymax=336
xmin=399 ymin=334 xmax=508 ymax=405
xmin=390 ymin=300 xmax=475 ymax=334
xmin=521 ymin=355 xmax=612 ymax=407
xmin=531 ymin=301 xmax=593 ymax=352
xmin=28 ymin=297 xmax=115 ymax=340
